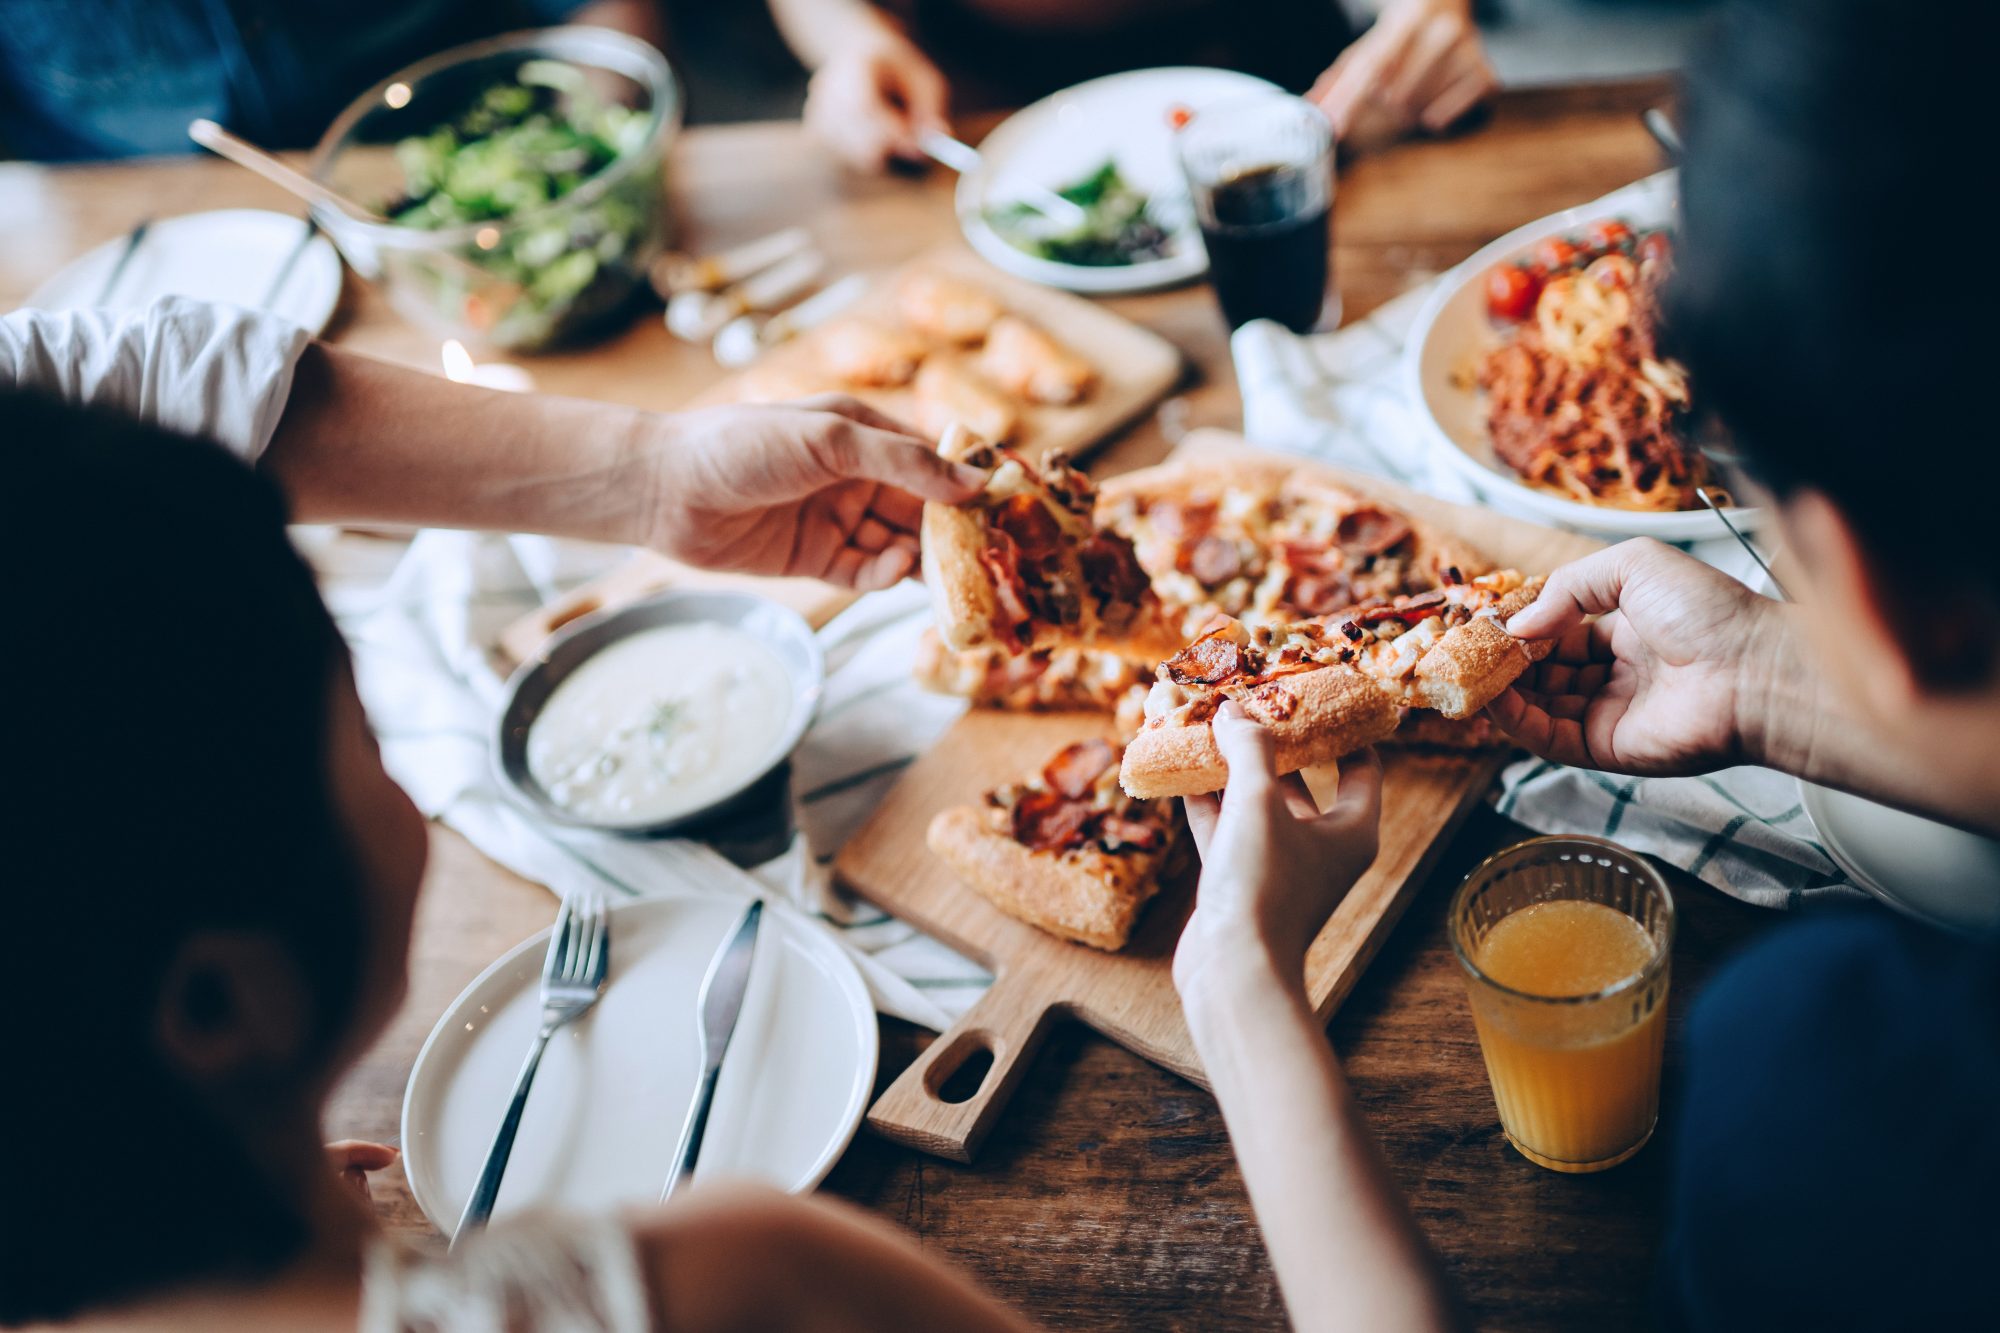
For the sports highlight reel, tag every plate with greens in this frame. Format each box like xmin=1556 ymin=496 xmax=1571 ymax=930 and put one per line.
xmin=958 ymin=67 xmax=1281 ymax=294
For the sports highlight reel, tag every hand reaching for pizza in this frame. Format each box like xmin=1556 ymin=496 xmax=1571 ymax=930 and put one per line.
xmin=644 ymin=396 xmax=986 ymax=592
xmin=1489 ymin=538 xmax=1799 ymax=776
xmin=1176 ymin=703 xmax=1384 ymax=984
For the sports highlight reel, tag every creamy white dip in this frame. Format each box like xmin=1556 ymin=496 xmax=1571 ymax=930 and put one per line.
xmin=527 ymin=623 xmax=797 ymax=825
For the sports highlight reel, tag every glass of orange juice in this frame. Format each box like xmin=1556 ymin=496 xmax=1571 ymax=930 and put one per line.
xmin=1449 ymin=836 xmax=1674 ymax=1173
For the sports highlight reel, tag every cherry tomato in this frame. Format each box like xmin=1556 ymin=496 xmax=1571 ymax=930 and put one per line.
xmin=1587 ymin=253 xmax=1638 ymax=290
xmin=1485 ymin=264 xmax=1544 ymax=323
xmin=1586 ymin=219 xmax=1634 ymax=251
xmin=1533 ymin=236 xmax=1584 ymax=272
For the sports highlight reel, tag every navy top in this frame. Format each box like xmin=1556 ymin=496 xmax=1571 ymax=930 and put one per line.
xmin=0 ymin=0 xmax=588 ymax=161
xmin=1661 ymin=909 xmax=2000 ymax=1328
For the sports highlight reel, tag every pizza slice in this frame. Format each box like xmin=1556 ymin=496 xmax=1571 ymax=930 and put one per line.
xmin=1096 ymin=459 xmax=1491 ymax=632
xmin=1119 ymin=570 xmax=1549 ymax=798
xmin=922 ymin=426 xmax=1183 ymax=657
xmin=927 ymin=737 xmax=1180 ymax=951
xmin=913 ymin=629 xmax=1154 ymax=715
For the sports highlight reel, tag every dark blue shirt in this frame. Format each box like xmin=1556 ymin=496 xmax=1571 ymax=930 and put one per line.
xmin=1662 ymin=910 xmax=2000 ymax=1328
xmin=0 ymin=0 xmax=587 ymax=161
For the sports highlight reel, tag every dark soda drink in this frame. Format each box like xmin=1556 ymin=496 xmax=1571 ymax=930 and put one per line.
xmin=1177 ymin=93 xmax=1336 ymax=333
xmin=1199 ymin=162 xmax=1331 ymax=332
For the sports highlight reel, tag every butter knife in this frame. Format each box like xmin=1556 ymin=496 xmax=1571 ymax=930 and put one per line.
xmin=661 ymin=900 xmax=764 ymax=1200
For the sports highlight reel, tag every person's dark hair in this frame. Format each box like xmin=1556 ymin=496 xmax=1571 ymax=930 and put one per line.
xmin=1672 ymin=0 xmax=2000 ymax=619
xmin=0 ymin=391 xmax=368 ymax=1325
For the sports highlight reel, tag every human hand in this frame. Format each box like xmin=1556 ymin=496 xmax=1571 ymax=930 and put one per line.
xmin=1308 ymin=0 xmax=1496 ymax=143
xmin=1175 ymin=703 xmax=1383 ymax=989
xmin=804 ymin=24 xmax=950 ymax=171
xmin=645 ymin=395 xmax=984 ymax=590
xmin=327 ymin=1140 xmax=399 ymax=1203
xmin=1489 ymin=538 xmax=1803 ymax=776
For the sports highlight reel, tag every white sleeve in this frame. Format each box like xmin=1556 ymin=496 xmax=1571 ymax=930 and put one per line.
xmin=0 ymin=297 xmax=314 ymax=463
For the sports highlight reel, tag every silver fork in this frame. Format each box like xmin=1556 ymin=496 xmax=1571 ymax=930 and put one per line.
xmin=453 ymin=890 xmax=611 ymax=1244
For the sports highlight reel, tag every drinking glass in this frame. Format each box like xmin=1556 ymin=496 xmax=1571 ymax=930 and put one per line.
xmin=1176 ymin=94 xmax=1336 ymax=333
xmin=1450 ymin=836 xmax=1675 ymax=1173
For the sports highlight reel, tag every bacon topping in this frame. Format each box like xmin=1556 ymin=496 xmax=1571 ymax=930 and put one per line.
xmin=991 ymin=492 xmax=1064 ymax=558
xmin=1043 ymin=738 xmax=1117 ymax=799
xmin=1188 ymin=535 xmax=1245 ymax=586
xmin=1079 ymin=531 xmax=1152 ymax=607
xmin=1097 ymin=816 xmax=1166 ymax=852
xmin=1335 ymin=507 xmax=1414 ymax=558
xmin=1010 ymin=788 xmax=1092 ymax=852
xmin=1165 ymin=630 xmax=1248 ymax=686
xmin=980 ymin=544 xmax=1035 ymax=650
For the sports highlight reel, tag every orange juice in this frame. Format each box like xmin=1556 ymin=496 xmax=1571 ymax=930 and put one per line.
xmin=1467 ymin=899 xmax=1668 ymax=1172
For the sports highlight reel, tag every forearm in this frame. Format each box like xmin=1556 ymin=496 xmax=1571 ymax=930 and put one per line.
xmin=569 ymin=0 xmax=670 ymax=49
xmin=263 ymin=342 xmax=655 ymax=543
xmin=1736 ymin=604 xmax=1998 ymax=832
xmin=1181 ymin=940 xmax=1458 ymax=1333
xmin=770 ymin=0 xmax=903 ymax=67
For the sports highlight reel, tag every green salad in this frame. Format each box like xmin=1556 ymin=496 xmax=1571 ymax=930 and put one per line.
xmin=985 ymin=161 xmax=1173 ymax=267
xmin=382 ymin=60 xmax=666 ymax=350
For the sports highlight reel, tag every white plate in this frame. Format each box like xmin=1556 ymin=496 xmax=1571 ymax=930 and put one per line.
xmin=27 ymin=208 xmax=342 ymax=334
xmin=402 ymin=895 xmax=876 ymax=1234
xmin=1404 ymin=171 xmax=1763 ymax=541
xmin=1799 ymin=782 xmax=2000 ymax=936
xmin=958 ymin=66 xmax=1282 ymax=294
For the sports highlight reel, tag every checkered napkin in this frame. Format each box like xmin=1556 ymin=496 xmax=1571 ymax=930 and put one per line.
xmin=1229 ymin=175 xmax=1863 ymax=908
xmin=318 ymin=531 xmax=990 ymax=1032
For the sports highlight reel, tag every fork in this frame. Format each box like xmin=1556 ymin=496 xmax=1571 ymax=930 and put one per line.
xmin=453 ymin=890 xmax=610 ymax=1244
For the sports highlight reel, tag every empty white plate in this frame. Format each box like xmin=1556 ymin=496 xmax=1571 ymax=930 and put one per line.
xmin=1800 ymin=782 xmax=2000 ymax=935
xmin=402 ymin=895 xmax=877 ymax=1235
xmin=27 ymin=208 xmax=342 ymax=334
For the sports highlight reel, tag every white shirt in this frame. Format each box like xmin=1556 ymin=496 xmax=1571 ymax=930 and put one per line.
xmin=0 ymin=297 xmax=311 ymax=462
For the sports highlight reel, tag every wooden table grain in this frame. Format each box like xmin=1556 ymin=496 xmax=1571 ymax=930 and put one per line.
xmin=5 ymin=77 xmax=1778 ymax=1330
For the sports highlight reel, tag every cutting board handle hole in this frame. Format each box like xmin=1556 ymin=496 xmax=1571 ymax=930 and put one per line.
xmin=927 ymin=1034 xmax=997 ymax=1105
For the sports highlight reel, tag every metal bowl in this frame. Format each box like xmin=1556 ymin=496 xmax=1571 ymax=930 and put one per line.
xmin=494 ymin=591 xmax=823 ymax=837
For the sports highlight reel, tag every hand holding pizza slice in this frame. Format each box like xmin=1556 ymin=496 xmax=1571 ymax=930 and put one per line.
xmin=1120 ymin=570 xmax=1552 ymax=798
xmin=921 ymin=424 xmax=1184 ymax=660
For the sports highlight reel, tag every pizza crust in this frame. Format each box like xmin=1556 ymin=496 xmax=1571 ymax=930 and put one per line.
xmin=921 ymin=497 xmax=1003 ymax=652
xmin=1118 ymin=665 xmax=1403 ymax=798
xmin=926 ymin=804 xmax=1171 ymax=951
xmin=1409 ymin=581 xmax=1552 ymax=719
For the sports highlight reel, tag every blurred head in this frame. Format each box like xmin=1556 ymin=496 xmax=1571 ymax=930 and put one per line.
xmin=0 ymin=392 xmax=427 ymax=1326
xmin=1673 ymin=0 xmax=2000 ymax=749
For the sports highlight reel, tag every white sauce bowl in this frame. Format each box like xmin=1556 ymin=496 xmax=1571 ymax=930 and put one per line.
xmin=494 ymin=591 xmax=824 ymax=836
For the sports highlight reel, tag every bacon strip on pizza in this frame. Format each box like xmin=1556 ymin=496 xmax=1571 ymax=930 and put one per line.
xmin=927 ymin=738 xmax=1180 ymax=951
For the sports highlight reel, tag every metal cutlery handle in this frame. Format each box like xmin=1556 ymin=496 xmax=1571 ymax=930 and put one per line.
xmin=662 ymin=1064 xmax=723 ymax=1201
xmin=454 ymin=1019 xmax=557 ymax=1244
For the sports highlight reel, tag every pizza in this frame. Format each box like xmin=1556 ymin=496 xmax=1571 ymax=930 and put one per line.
xmin=1096 ymin=459 xmax=1490 ymax=632
xmin=922 ymin=426 xmax=1182 ymax=657
xmin=1119 ymin=570 xmax=1550 ymax=799
xmin=927 ymin=737 xmax=1180 ymax=951
xmin=913 ymin=629 xmax=1154 ymax=717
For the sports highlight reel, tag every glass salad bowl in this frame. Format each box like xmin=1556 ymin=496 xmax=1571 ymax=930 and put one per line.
xmin=309 ymin=27 xmax=680 ymax=353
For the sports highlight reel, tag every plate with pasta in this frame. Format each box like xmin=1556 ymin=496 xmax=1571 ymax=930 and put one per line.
xmin=1404 ymin=172 xmax=1762 ymax=539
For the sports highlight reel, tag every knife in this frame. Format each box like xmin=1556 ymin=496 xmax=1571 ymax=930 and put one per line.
xmin=661 ymin=899 xmax=764 ymax=1200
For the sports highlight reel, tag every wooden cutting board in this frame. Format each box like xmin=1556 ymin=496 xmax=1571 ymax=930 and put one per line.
xmin=496 ymin=245 xmax=1181 ymax=668
xmin=837 ymin=430 xmax=1604 ymax=1162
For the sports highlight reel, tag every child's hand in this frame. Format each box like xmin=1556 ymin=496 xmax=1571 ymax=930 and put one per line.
xmin=1175 ymin=702 xmax=1383 ymax=990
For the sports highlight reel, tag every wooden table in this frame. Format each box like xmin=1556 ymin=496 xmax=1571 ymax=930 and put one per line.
xmin=4 ymin=78 xmax=1777 ymax=1330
